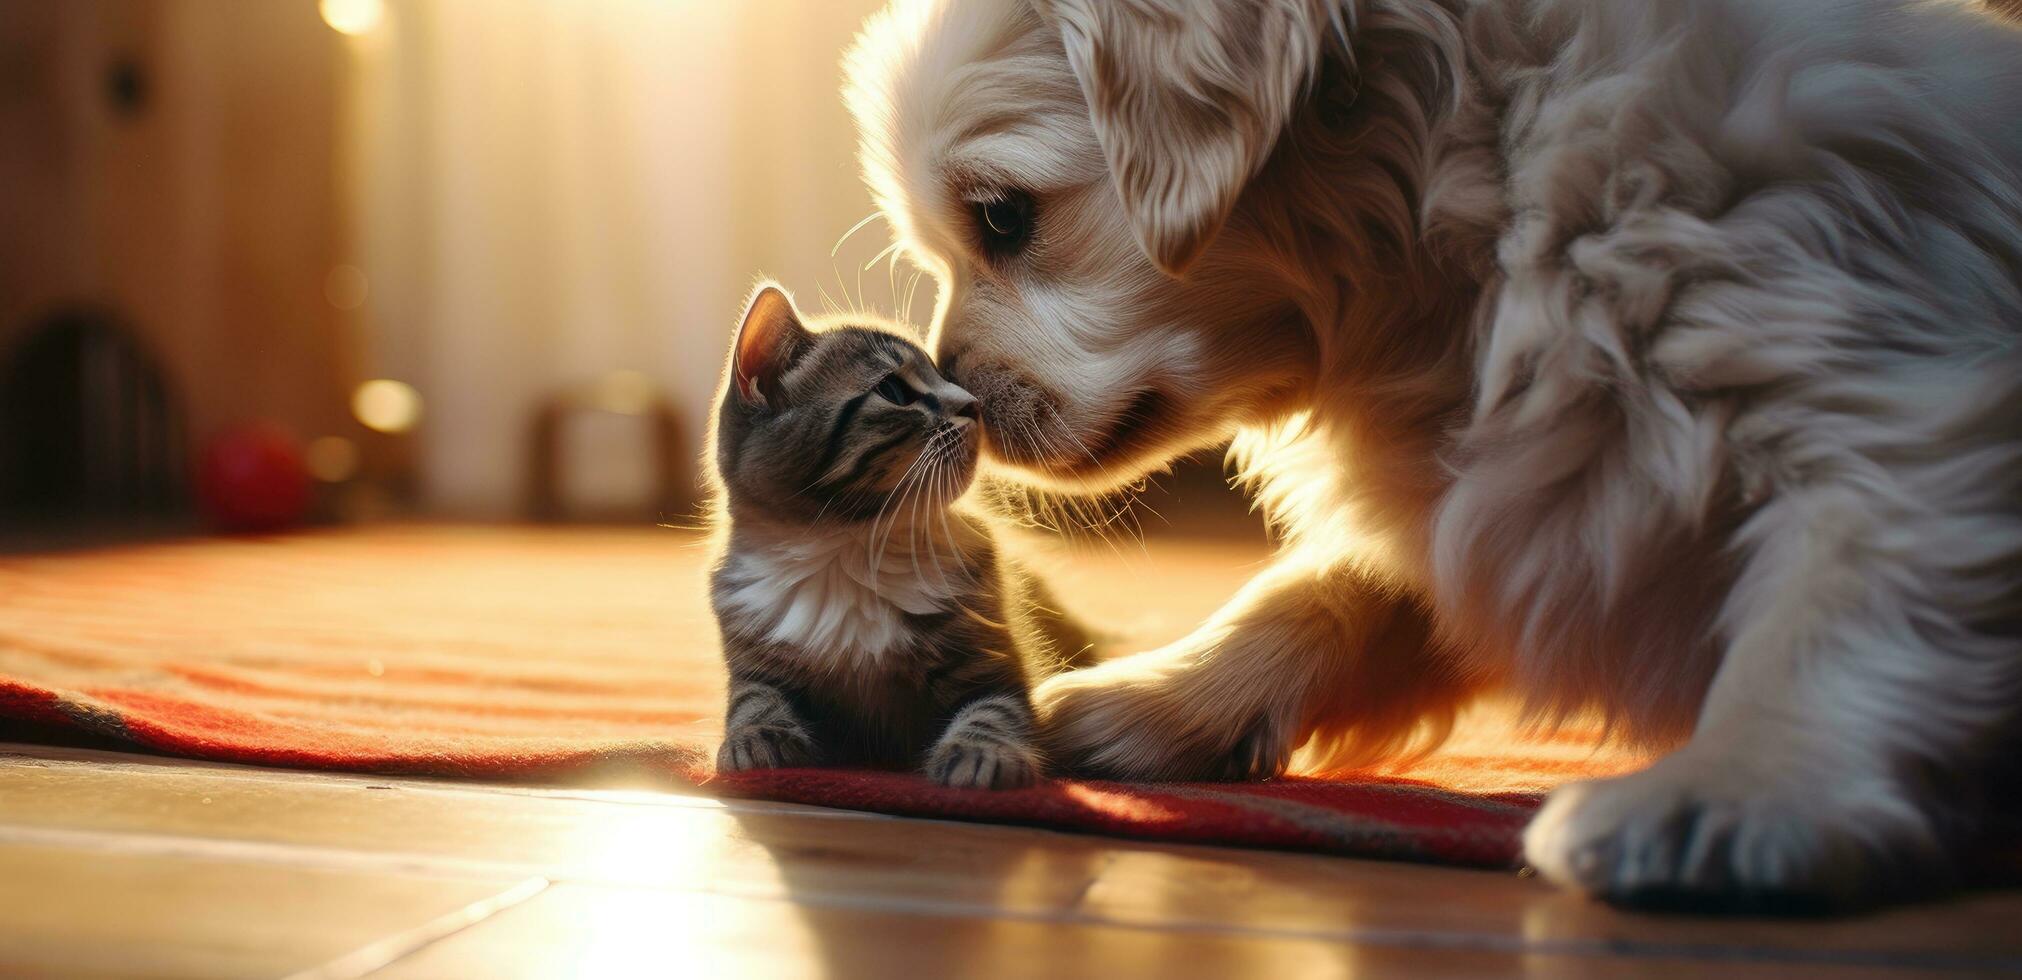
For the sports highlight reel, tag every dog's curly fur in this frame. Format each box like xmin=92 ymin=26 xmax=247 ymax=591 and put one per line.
xmin=845 ymin=0 xmax=2022 ymax=909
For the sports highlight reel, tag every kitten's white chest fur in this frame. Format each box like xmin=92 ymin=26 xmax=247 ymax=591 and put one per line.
xmin=717 ymin=519 xmax=973 ymax=666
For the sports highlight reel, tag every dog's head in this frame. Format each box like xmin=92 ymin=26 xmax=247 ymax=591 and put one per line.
xmin=846 ymin=0 xmax=1334 ymax=491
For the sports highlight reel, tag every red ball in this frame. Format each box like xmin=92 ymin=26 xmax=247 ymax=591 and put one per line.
xmin=197 ymin=423 xmax=311 ymax=532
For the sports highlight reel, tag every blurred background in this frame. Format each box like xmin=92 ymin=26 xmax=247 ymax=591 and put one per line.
xmin=0 ymin=0 xmax=1257 ymax=546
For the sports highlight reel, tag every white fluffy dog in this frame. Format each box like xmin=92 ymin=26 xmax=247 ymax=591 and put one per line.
xmin=844 ymin=0 xmax=2022 ymax=909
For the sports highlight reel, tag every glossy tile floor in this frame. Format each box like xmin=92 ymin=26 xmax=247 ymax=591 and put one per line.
xmin=2 ymin=742 xmax=2017 ymax=978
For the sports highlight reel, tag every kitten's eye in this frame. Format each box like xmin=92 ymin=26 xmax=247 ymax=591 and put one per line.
xmin=973 ymin=190 xmax=1035 ymax=262
xmin=874 ymin=374 xmax=917 ymax=406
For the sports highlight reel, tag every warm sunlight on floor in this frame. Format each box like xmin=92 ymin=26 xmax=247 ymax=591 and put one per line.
xmin=3 ymin=743 xmax=2019 ymax=978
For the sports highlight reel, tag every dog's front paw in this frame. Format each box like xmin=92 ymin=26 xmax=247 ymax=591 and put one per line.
xmin=1522 ymin=751 xmax=1946 ymax=912
xmin=1033 ymin=649 xmax=1297 ymax=782
xmin=716 ymin=724 xmax=819 ymax=772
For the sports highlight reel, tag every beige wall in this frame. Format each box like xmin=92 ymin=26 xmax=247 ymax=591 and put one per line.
xmin=0 ymin=0 xmax=909 ymax=519
xmin=0 ymin=0 xmax=352 ymax=450
xmin=349 ymin=0 xmax=909 ymax=516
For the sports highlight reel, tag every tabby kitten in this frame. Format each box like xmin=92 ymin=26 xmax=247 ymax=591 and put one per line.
xmin=707 ymin=284 xmax=1091 ymax=789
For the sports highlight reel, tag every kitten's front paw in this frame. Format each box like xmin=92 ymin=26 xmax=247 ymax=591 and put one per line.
xmin=926 ymin=694 xmax=1042 ymax=790
xmin=926 ymin=737 xmax=1040 ymax=790
xmin=716 ymin=724 xmax=819 ymax=772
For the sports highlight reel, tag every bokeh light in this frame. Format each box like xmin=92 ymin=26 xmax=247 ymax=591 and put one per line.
xmin=319 ymin=0 xmax=385 ymax=37
xmin=352 ymin=379 xmax=423 ymax=434
xmin=324 ymin=265 xmax=370 ymax=311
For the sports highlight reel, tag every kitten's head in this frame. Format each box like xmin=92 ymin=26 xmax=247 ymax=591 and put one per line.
xmin=712 ymin=284 xmax=982 ymax=525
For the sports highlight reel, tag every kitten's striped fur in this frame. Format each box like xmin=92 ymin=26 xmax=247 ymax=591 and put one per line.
xmin=707 ymin=284 xmax=1092 ymax=789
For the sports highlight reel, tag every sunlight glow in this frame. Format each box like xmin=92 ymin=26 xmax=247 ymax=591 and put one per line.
xmin=1062 ymin=783 xmax=1184 ymax=821
xmin=538 ymin=805 xmax=811 ymax=974
xmin=320 ymin=0 xmax=385 ymax=37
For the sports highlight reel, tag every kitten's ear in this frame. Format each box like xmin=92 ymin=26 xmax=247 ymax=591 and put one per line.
xmin=732 ymin=285 xmax=811 ymax=407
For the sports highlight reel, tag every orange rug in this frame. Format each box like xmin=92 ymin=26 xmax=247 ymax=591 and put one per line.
xmin=0 ymin=525 xmax=1646 ymax=867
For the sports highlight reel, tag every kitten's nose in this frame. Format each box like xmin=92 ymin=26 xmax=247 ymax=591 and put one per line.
xmin=945 ymin=392 xmax=982 ymax=425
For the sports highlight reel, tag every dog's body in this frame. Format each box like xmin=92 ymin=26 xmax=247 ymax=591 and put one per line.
xmin=846 ymin=0 xmax=2022 ymax=907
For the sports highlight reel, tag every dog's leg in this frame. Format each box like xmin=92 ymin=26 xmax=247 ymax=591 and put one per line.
xmin=1524 ymin=481 xmax=2011 ymax=910
xmin=1032 ymin=558 xmax=1469 ymax=780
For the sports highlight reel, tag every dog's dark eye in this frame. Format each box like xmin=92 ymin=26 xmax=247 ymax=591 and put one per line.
xmin=973 ymin=190 xmax=1035 ymax=261
xmin=874 ymin=374 xmax=917 ymax=406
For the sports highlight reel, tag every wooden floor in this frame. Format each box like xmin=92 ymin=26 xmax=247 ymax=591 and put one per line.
xmin=1 ymin=743 xmax=2016 ymax=978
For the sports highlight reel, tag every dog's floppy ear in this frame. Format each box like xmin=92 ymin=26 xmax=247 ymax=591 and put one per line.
xmin=732 ymin=284 xmax=811 ymax=407
xmin=1035 ymin=0 xmax=1334 ymax=277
